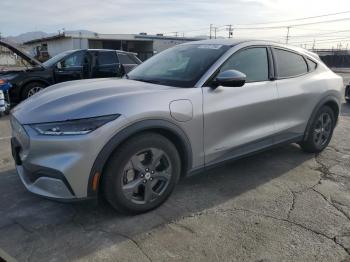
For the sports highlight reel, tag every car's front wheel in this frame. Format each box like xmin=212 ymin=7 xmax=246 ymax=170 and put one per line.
xmin=103 ymin=133 xmax=181 ymax=214
xmin=300 ymin=105 xmax=335 ymax=153
xmin=22 ymin=82 xmax=46 ymax=100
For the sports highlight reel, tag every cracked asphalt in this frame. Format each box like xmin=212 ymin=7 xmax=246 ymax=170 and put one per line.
xmin=0 ymin=74 xmax=350 ymax=261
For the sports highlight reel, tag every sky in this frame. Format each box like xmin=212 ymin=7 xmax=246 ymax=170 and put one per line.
xmin=1 ymin=0 xmax=350 ymax=49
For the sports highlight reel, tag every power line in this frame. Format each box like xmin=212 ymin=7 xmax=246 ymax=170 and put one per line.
xmin=232 ymin=10 xmax=350 ymax=26
xmin=311 ymin=38 xmax=350 ymax=44
xmin=159 ymin=10 xmax=350 ymax=40
xmin=285 ymin=29 xmax=350 ymax=38
xmin=233 ymin=17 xmax=350 ymax=30
xmin=291 ymin=36 xmax=350 ymax=45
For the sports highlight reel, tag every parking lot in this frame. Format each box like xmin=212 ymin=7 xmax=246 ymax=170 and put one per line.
xmin=0 ymin=73 xmax=350 ymax=262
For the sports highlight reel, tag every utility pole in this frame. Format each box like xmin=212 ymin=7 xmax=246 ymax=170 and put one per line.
xmin=209 ymin=24 xmax=213 ymax=39
xmin=214 ymin=27 xmax=218 ymax=39
xmin=312 ymin=39 xmax=316 ymax=50
xmin=174 ymin=32 xmax=178 ymax=37
xmin=226 ymin=25 xmax=233 ymax=38
xmin=285 ymin=26 xmax=291 ymax=44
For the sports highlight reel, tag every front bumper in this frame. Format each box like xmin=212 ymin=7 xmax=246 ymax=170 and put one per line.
xmin=0 ymin=90 xmax=9 ymax=113
xmin=10 ymin=115 xmax=128 ymax=200
xmin=16 ymin=164 xmax=75 ymax=200
xmin=11 ymin=135 xmax=80 ymax=201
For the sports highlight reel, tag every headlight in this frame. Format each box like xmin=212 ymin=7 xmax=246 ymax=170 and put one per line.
xmin=30 ymin=114 xmax=120 ymax=135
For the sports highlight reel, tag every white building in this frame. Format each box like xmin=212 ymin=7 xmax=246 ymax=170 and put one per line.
xmin=24 ymin=32 xmax=203 ymax=61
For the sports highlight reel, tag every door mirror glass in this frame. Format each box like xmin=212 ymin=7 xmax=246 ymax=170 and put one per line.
xmin=56 ymin=61 xmax=62 ymax=69
xmin=213 ymin=70 xmax=246 ymax=87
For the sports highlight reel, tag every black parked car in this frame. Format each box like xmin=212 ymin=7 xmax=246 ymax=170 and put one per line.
xmin=0 ymin=40 xmax=141 ymax=103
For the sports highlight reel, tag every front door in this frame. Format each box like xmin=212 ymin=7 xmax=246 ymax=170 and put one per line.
xmin=202 ymin=47 xmax=278 ymax=165
xmin=54 ymin=51 xmax=85 ymax=83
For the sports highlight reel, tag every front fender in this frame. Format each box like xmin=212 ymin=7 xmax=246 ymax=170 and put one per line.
xmin=87 ymin=119 xmax=193 ymax=197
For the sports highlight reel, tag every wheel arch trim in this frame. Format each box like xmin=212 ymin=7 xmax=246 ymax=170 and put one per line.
xmin=20 ymin=78 xmax=50 ymax=97
xmin=87 ymin=119 xmax=193 ymax=197
xmin=21 ymin=78 xmax=51 ymax=88
xmin=303 ymin=94 xmax=340 ymax=141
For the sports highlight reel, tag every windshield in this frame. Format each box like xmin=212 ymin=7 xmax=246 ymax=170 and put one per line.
xmin=128 ymin=44 xmax=230 ymax=87
xmin=42 ymin=50 xmax=76 ymax=68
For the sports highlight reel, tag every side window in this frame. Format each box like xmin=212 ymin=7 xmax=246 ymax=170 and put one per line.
xmin=118 ymin=53 xmax=135 ymax=64
xmin=307 ymin=58 xmax=317 ymax=71
xmin=274 ymin=49 xmax=308 ymax=78
xmin=96 ymin=51 xmax=118 ymax=66
xmin=219 ymin=47 xmax=269 ymax=82
xmin=59 ymin=51 xmax=84 ymax=68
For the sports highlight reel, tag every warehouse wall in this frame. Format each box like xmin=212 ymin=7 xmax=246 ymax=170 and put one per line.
xmin=153 ymin=38 xmax=196 ymax=53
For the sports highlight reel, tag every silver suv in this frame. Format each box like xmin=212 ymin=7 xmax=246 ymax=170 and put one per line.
xmin=10 ymin=39 xmax=343 ymax=214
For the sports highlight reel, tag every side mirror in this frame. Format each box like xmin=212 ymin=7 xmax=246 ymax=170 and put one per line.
xmin=213 ymin=70 xmax=246 ymax=88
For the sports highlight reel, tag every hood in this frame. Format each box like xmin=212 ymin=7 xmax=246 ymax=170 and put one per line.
xmin=0 ymin=40 xmax=43 ymax=68
xmin=12 ymin=78 xmax=173 ymax=124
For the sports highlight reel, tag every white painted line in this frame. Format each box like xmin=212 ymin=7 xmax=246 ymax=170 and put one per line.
xmin=0 ymin=136 xmax=11 ymax=141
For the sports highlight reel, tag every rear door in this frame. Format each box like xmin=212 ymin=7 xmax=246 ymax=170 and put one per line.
xmin=272 ymin=47 xmax=316 ymax=141
xmin=202 ymin=46 xmax=278 ymax=165
xmin=91 ymin=51 xmax=120 ymax=78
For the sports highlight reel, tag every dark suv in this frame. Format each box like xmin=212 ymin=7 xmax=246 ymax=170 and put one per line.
xmin=0 ymin=40 xmax=141 ymax=103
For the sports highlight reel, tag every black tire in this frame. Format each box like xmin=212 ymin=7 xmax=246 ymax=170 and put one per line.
xmin=102 ymin=132 xmax=181 ymax=214
xmin=21 ymin=82 xmax=46 ymax=100
xmin=300 ymin=105 xmax=335 ymax=153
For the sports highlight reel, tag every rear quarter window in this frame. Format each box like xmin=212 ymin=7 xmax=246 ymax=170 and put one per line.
xmin=274 ymin=48 xmax=308 ymax=78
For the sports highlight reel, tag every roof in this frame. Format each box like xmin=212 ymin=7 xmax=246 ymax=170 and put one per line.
xmin=83 ymin=49 xmax=138 ymax=55
xmin=182 ymin=38 xmax=317 ymax=58
xmin=24 ymin=34 xmax=69 ymax=45
xmin=23 ymin=32 xmax=203 ymax=45
xmin=182 ymin=38 xmax=278 ymax=46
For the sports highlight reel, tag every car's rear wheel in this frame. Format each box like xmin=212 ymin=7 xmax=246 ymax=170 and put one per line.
xmin=103 ymin=133 xmax=181 ymax=214
xmin=300 ymin=105 xmax=335 ymax=153
xmin=22 ymin=82 xmax=46 ymax=99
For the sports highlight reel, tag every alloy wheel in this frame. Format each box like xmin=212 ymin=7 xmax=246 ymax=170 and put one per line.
xmin=27 ymin=86 xmax=43 ymax=97
xmin=121 ymin=148 xmax=172 ymax=204
xmin=313 ymin=112 xmax=332 ymax=146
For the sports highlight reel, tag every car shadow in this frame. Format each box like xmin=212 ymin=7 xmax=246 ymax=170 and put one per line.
xmin=0 ymin=143 xmax=315 ymax=261
xmin=341 ymin=102 xmax=350 ymax=117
